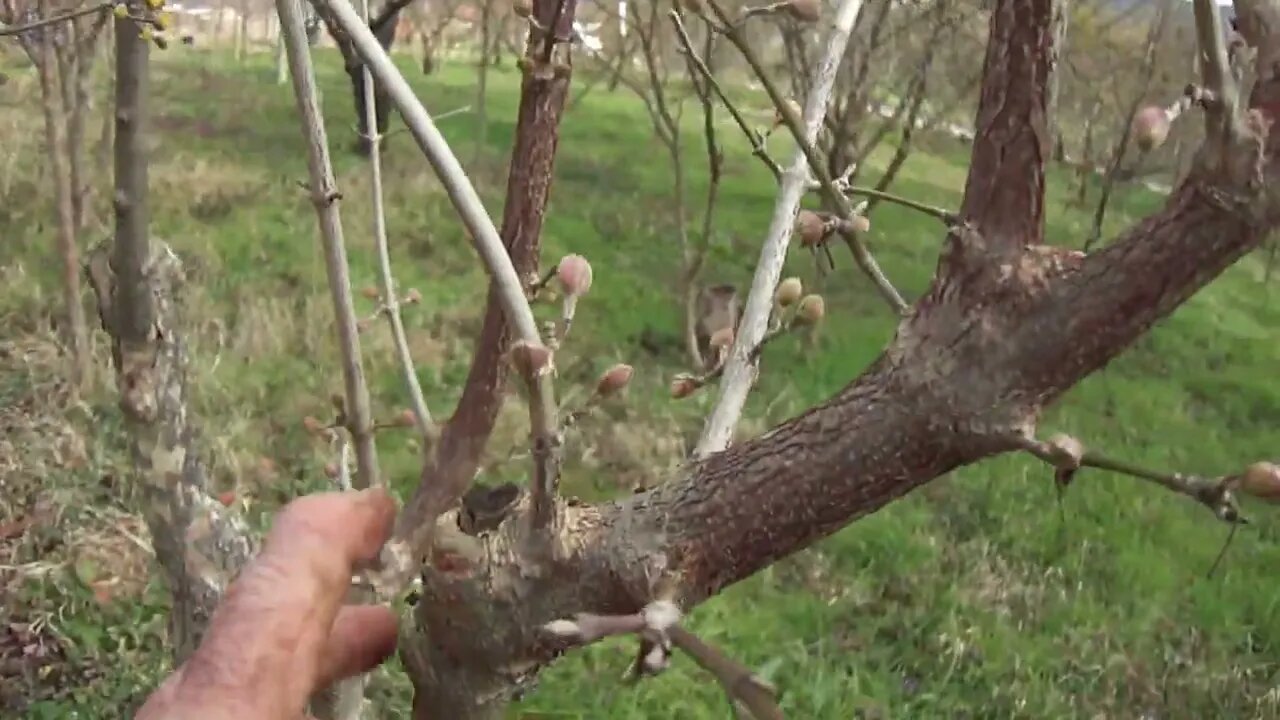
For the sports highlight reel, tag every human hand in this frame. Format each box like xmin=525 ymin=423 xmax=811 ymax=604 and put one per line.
xmin=135 ymin=489 xmax=399 ymax=720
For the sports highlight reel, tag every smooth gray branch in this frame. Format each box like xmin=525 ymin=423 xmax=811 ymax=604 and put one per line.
xmin=694 ymin=0 xmax=866 ymax=457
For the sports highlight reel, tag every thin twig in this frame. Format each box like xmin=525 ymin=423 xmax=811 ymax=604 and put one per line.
xmin=670 ymin=11 xmax=782 ymax=177
xmin=279 ymin=0 xmax=380 ymax=489
xmin=694 ymin=0 xmax=868 ymax=457
xmin=0 ymin=0 xmax=108 ymax=37
xmin=704 ymin=0 xmax=908 ymax=315
xmin=311 ymin=0 xmax=541 ymax=345
xmin=1015 ymin=435 xmax=1243 ymax=524
xmin=358 ymin=0 xmax=434 ymax=444
xmin=667 ymin=626 xmax=784 ymax=720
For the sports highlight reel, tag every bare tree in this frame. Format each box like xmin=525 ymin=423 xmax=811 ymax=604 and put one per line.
xmin=1 ymin=0 xmax=111 ymax=391
xmin=89 ymin=0 xmax=1280 ymax=719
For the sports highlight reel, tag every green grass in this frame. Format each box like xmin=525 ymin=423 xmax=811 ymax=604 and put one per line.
xmin=2 ymin=44 xmax=1279 ymax=719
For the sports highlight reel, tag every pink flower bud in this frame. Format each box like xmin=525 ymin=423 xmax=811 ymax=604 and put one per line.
xmin=404 ymin=288 xmax=422 ymax=305
xmin=670 ymin=374 xmax=698 ymax=399
xmin=397 ymin=409 xmax=416 ymax=427
xmin=795 ymin=209 xmax=826 ymax=248
xmin=556 ymin=254 xmax=593 ymax=297
xmin=509 ymin=339 xmax=553 ymax=377
xmin=596 ymin=363 xmax=634 ymax=396
xmin=360 ymin=285 xmax=380 ymax=300
xmin=1240 ymin=462 xmax=1280 ymax=502
xmin=776 ymin=277 xmax=803 ymax=307
xmin=795 ymin=294 xmax=825 ymax=325
xmin=1132 ymin=106 xmax=1171 ymax=152
xmin=323 ymin=462 xmax=340 ymax=479
xmin=847 ymin=214 xmax=871 ymax=233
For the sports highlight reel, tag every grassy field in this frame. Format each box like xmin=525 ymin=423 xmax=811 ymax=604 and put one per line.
xmin=2 ymin=44 xmax=1279 ymax=719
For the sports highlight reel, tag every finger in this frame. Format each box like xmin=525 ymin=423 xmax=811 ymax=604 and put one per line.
xmin=177 ymin=489 xmax=397 ymax=715
xmin=313 ymin=604 xmax=399 ymax=690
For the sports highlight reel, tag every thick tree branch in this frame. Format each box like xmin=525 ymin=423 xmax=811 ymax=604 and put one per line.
xmin=314 ymin=0 xmax=564 ymax=586
xmin=280 ymin=0 xmax=381 ymax=490
xmin=91 ymin=15 xmax=255 ymax=663
xmin=1194 ymin=0 xmax=1239 ymax=145
xmin=955 ymin=0 xmax=1052 ymax=255
xmin=694 ymin=0 xmax=871 ymax=457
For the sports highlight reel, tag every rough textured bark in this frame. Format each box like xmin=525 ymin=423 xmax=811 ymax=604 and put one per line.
xmin=397 ymin=0 xmax=1280 ymax=714
xmin=89 ymin=15 xmax=256 ymax=663
xmin=392 ymin=0 xmax=580 ymax=556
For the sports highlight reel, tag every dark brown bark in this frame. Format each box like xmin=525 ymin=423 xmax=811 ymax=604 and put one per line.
xmin=393 ymin=0 xmax=581 ymax=623
xmin=957 ymin=0 xmax=1052 ymax=251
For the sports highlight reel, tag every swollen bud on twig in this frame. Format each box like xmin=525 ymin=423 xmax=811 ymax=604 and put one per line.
xmin=795 ymin=209 xmax=826 ymax=248
xmin=709 ymin=327 xmax=735 ymax=350
xmin=556 ymin=254 xmax=593 ymax=340
xmin=837 ymin=214 xmax=871 ymax=234
xmin=404 ymin=288 xmax=422 ymax=305
xmin=323 ymin=462 xmax=340 ymax=479
xmin=216 ymin=490 xmax=236 ymax=507
xmin=557 ymin=254 xmax=593 ymax=297
xmin=509 ymin=340 xmax=554 ymax=378
xmin=1046 ymin=433 xmax=1085 ymax=469
xmin=1132 ymin=106 xmax=1172 ymax=152
xmin=1238 ymin=462 xmax=1280 ymax=502
xmin=361 ymin=285 xmax=380 ymax=300
xmin=396 ymin=409 xmax=416 ymax=427
xmin=670 ymin=374 xmax=699 ymax=399
xmin=776 ymin=277 xmax=803 ymax=307
xmin=795 ymin=295 xmax=825 ymax=325
xmin=783 ymin=0 xmax=821 ymax=22
xmin=596 ymin=363 xmax=634 ymax=397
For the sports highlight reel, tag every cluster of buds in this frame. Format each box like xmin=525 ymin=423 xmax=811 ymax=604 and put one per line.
xmin=794 ymin=209 xmax=871 ymax=251
xmin=773 ymin=276 xmax=825 ymax=326
xmin=668 ymin=278 xmax=825 ymax=401
xmin=113 ymin=0 xmax=174 ymax=49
